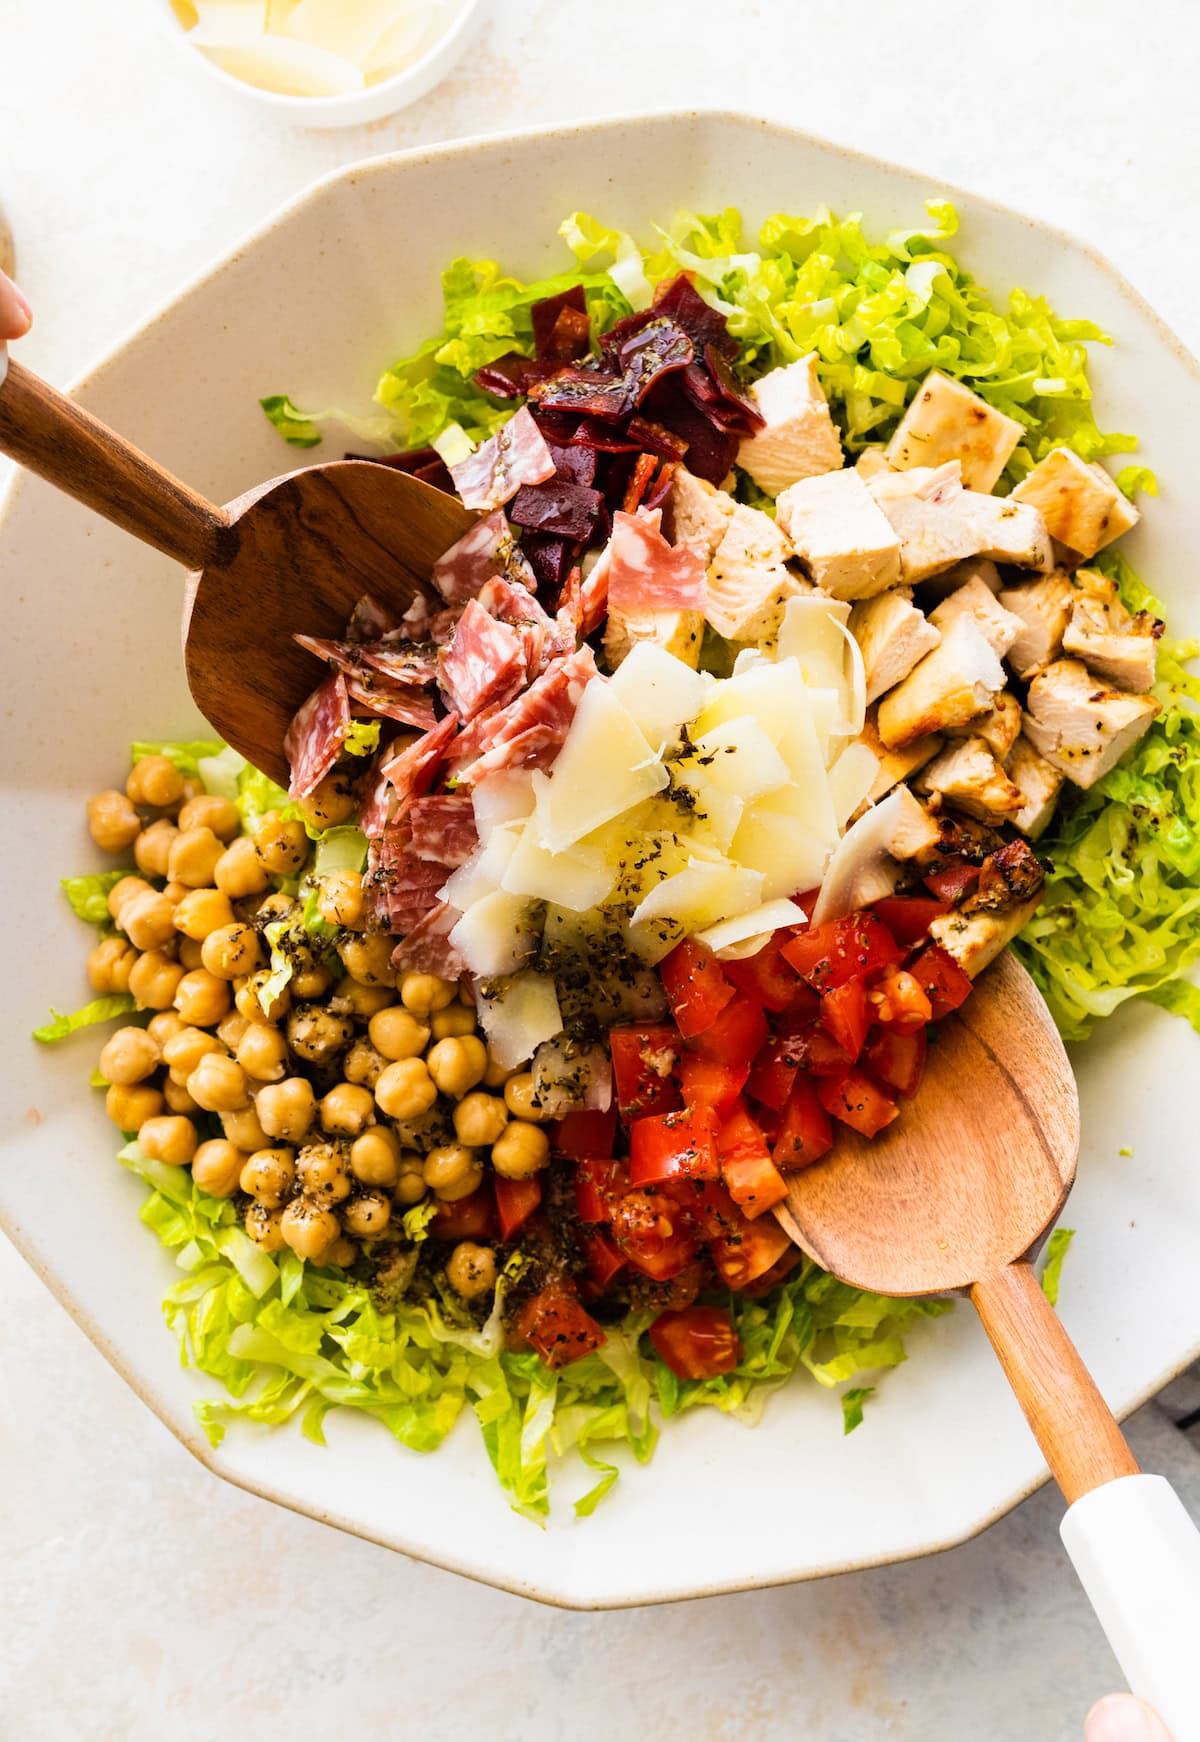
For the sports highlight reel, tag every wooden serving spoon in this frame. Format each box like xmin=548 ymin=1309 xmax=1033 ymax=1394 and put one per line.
xmin=777 ymin=950 xmax=1200 ymax=1737
xmin=0 ymin=347 xmax=474 ymax=786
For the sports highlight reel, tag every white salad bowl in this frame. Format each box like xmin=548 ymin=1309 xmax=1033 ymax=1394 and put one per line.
xmin=2 ymin=110 xmax=1198 ymax=1610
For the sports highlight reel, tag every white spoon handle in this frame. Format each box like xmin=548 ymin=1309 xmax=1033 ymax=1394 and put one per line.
xmin=1061 ymin=1474 xmax=1200 ymax=1740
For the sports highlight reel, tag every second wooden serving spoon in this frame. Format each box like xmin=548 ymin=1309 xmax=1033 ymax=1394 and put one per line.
xmin=776 ymin=950 xmax=1200 ymax=1737
xmin=0 ymin=345 xmax=475 ymax=786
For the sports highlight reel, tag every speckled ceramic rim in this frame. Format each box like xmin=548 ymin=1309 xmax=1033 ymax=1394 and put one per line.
xmin=4 ymin=108 xmax=1199 ymax=1610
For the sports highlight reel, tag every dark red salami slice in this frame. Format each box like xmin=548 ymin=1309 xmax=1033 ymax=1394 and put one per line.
xmin=450 ymin=643 xmax=596 ymax=781
xmin=438 ymin=600 xmax=526 ymax=718
xmin=346 ymin=679 xmax=437 ymax=731
xmin=365 ymin=814 xmax=450 ymax=933
xmin=601 ymin=508 xmax=706 ymax=614
xmin=346 ymin=593 xmax=403 ymax=642
xmin=284 ymin=672 xmax=351 ymax=800
xmin=431 ymin=508 xmax=512 ymax=604
xmin=379 ymin=711 xmax=460 ymax=810
xmin=408 ymin=793 xmax=478 ymax=868
xmin=358 ymin=750 xmax=394 ymax=839
xmin=390 ymin=902 xmax=465 ymax=979
xmin=448 ymin=408 xmax=556 ymax=512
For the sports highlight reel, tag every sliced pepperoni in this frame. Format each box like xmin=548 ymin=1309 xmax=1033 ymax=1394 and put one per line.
xmin=448 ymin=408 xmax=556 ymax=512
xmin=437 ymin=599 xmax=526 ymax=718
xmin=284 ymin=672 xmax=351 ymax=800
xmin=408 ymin=793 xmax=479 ymax=868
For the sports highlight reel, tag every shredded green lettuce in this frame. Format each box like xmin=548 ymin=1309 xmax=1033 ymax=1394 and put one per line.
xmin=34 ymin=994 xmax=136 ymax=1043
xmin=840 ymin=1386 xmax=876 ymax=1435
xmin=1040 ymin=1228 xmax=1076 ymax=1308
xmin=259 ymin=395 xmax=323 ymax=448
xmin=60 ymin=870 xmax=125 ymax=925
xmin=130 ymin=738 xmax=224 ymax=778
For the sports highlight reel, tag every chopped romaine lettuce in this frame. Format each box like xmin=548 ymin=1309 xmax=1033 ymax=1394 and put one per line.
xmin=259 ymin=395 xmax=323 ymax=448
xmin=840 ymin=1386 xmax=876 ymax=1435
xmin=34 ymin=994 xmax=136 ymax=1043
xmin=130 ymin=738 xmax=224 ymax=777
xmin=60 ymin=870 xmax=125 ymax=925
xmin=313 ymin=825 xmax=368 ymax=876
xmin=1040 ymin=1228 xmax=1075 ymax=1307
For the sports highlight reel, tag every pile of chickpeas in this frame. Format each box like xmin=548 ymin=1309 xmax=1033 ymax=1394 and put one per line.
xmin=83 ymin=753 xmax=553 ymax=1305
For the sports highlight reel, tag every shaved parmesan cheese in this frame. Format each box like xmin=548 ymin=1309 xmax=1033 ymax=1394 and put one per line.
xmin=440 ymin=821 xmax=522 ymax=910
xmin=606 ymin=642 xmax=710 ymax=748
xmin=629 ymin=858 xmax=764 ymax=961
xmin=475 ymin=972 xmax=562 ymax=1071
xmin=532 ymin=681 xmax=667 ymax=853
xmin=697 ymin=660 xmax=838 ymax=845
xmin=810 ymin=789 xmax=916 ymax=926
xmin=532 ymin=1039 xmax=613 ymax=1115
xmin=501 ymin=822 xmax=613 ymax=912
xmin=189 ymin=1 xmax=269 ymax=45
xmin=197 ymin=34 xmax=365 ymax=93
xmin=180 ymin=0 xmax=457 ymax=96
xmin=831 ymin=615 xmax=867 ymax=737
xmin=449 ymin=890 xmax=537 ymax=977
xmin=284 ymin=0 xmax=406 ymax=62
xmin=697 ymin=899 xmax=807 ymax=958
xmin=729 ymin=806 xmax=831 ymax=902
xmin=691 ymin=717 xmax=791 ymax=802
xmin=776 ymin=594 xmax=851 ymax=690
xmin=828 ymin=740 xmax=880 ymax=827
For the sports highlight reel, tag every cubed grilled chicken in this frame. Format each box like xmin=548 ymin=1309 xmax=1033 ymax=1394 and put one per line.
xmin=928 ymin=839 xmax=1046 ymax=976
xmin=736 ymin=353 xmax=844 ymax=497
xmin=946 ymin=690 xmax=1022 ymax=760
xmin=876 ymin=614 xmax=1007 ymax=749
xmin=1011 ymin=448 xmax=1139 ymax=558
xmin=929 ymin=574 xmax=1024 ymax=658
xmin=1023 ymin=658 xmax=1161 ymax=788
xmin=885 ymin=783 xmax=944 ymax=860
xmin=966 ymin=494 xmax=1053 ymax=570
xmin=885 ymin=370 xmax=1023 ymax=491
xmin=855 ymin=447 xmax=892 ymax=480
xmin=868 ymin=462 xmax=1051 ymax=582
xmin=916 ymin=736 xmax=1024 ymax=824
xmin=1061 ymin=581 xmax=1163 ymax=693
xmin=667 ymin=466 xmax=736 ymax=562
xmin=908 ymin=809 xmax=1005 ymax=872
xmin=917 ymin=554 xmax=1002 ymax=607
xmin=604 ymin=604 xmax=705 ymax=671
xmin=1005 ymin=735 xmax=1065 ymax=840
xmin=776 ymin=468 xmax=902 ymax=600
xmin=858 ymin=709 xmax=944 ymax=803
xmin=849 ymin=588 xmax=941 ymax=706
xmin=706 ymin=503 xmax=806 ymax=642
xmin=997 ymin=570 xmax=1077 ymax=680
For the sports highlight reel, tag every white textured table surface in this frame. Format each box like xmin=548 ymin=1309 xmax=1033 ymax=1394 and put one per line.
xmin=3 ymin=1 xmax=1199 ymax=1735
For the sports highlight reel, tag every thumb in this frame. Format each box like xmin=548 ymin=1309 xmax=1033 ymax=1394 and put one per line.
xmin=1086 ymin=1694 xmax=1175 ymax=1741
xmin=0 ymin=270 xmax=32 ymax=342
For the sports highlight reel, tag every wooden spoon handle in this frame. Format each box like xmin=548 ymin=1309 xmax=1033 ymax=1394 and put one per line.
xmin=971 ymin=1261 xmax=1139 ymax=1505
xmin=0 ymin=354 xmax=232 ymax=569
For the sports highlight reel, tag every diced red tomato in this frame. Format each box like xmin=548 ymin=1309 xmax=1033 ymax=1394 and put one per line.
xmin=924 ymin=861 xmax=980 ymax=905
xmin=648 ymin=1306 xmax=743 ymax=1379
xmin=867 ymin=967 xmax=933 ymax=1032
xmin=784 ymin=1022 xmax=854 ymax=1079
xmin=793 ymin=887 xmax=820 ymax=920
xmin=659 ymin=938 xmax=737 ymax=1038
xmin=771 ymin=1075 xmax=834 ymax=1170
xmin=628 ymin=1105 xmax=720 ymax=1187
xmin=863 ymin=1024 xmax=928 ymax=1098
xmin=716 ymin=1097 xmax=771 ymax=1164
xmin=817 ymin=1069 xmax=900 ymax=1138
xmin=574 ymin=1154 xmax=627 ymax=1223
xmin=721 ymin=933 xmax=799 ymax=1013
xmin=709 ymin=1210 xmax=792 ymax=1290
xmin=781 ymin=912 xmax=903 ymax=991
xmin=430 ymin=1182 xmax=496 ymax=1240
xmin=494 ymin=1174 xmax=542 ymax=1242
xmin=686 ymin=993 xmax=769 ymax=1070
xmin=871 ymin=895 xmax=949 ymax=945
xmin=663 ymin=1176 xmax=741 ymax=1242
xmin=609 ymin=1188 xmax=700 ymax=1280
xmin=777 ymin=980 xmax=822 ymax=1024
xmin=579 ymin=1228 xmax=627 ymax=1289
xmin=820 ymin=978 xmax=871 ymax=1061
xmin=721 ymin=1151 xmax=788 ymax=1218
xmin=610 ymin=1023 xmax=683 ymax=1122
xmin=511 ymin=1280 xmax=607 ymax=1368
xmin=909 ymin=943 xmax=974 ymax=1020
xmin=554 ymin=1104 xmax=617 ymax=1161
xmin=745 ymin=1037 xmax=800 ymax=1111
xmin=742 ymin=1244 xmax=803 ymax=1298
xmin=678 ymin=1052 xmax=749 ymax=1119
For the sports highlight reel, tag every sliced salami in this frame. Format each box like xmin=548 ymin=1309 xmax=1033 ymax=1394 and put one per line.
xmin=345 ymin=678 xmax=437 ymax=731
xmin=409 ymin=793 xmax=479 ymax=868
xmin=365 ymin=815 xmax=450 ymax=934
xmin=477 ymin=574 xmax=557 ymax=679
xmin=357 ymin=750 xmax=395 ymax=839
xmin=390 ymin=902 xmax=465 ymax=979
xmin=448 ymin=407 xmax=556 ymax=512
xmin=346 ymin=593 xmax=403 ymax=642
xmin=438 ymin=599 xmax=526 ymax=718
xmin=601 ymin=508 xmax=707 ymax=615
xmin=284 ymin=672 xmax=351 ymax=800
xmin=450 ymin=643 xmax=596 ymax=782
xmin=294 ymin=634 xmax=437 ymax=688
xmin=379 ymin=711 xmax=461 ymax=811
xmin=431 ymin=508 xmax=513 ymax=603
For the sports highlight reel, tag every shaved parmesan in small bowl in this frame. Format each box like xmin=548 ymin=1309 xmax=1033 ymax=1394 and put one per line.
xmin=162 ymin=0 xmax=480 ymax=125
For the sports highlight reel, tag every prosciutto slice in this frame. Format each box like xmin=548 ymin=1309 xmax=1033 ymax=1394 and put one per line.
xmin=408 ymin=793 xmax=479 ymax=868
xmin=284 ymin=672 xmax=351 ymax=800
xmin=448 ymin=408 xmax=556 ymax=512
xmin=438 ymin=600 xmax=526 ymax=717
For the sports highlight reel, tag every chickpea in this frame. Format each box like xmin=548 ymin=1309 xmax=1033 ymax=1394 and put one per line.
xmin=191 ymin=1138 xmax=245 ymax=1198
xmin=342 ymin=1193 xmax=391 ymax=1239
xmin=446 ymin=1241 xmax=497 ymax=1302
xmin=239 ymin=1146 xmax=295 ymax=1207
xmin=128 ymin=950 xmax=186 ymax=1011
xmin=374 ymin=1058 xmax=438 ymax=1121
xmin=163 ymin=1076 xmax=201 ymax=1115
xmin=221 ymin=1105 xmax=271 ymax=1152
xmin=127 ymin=754 xmax=185 ymax=810
xmin=244 ymin=1202 xmax=285 ymax=1252
xmin=132 ymin=818 xmax=178 ymax=879
xmin=252 ymin=891 xmax=295 ymax=925
xmin=147 ymin=1010 xmax=185 ymax=1048
xmin=399 ymin=972 xmax=457 ymax=1017
xmin=292 ymin=962 xmax=332 ymax=1001
xmin=256 ymin=1077 xmax=316 ymax=1142
xmin=106 ymin=1082 xmax=163 ymax=1132
xmin=169 ymin=827 xmax=225 ymax=889
xmin=186 ymin=1052 xmax=249 ymax=1114
xmin=98 ymin=1025 xmax=161 ymax=1086
xmin=214 ymin=835 xmax=269 ymax=899
xmin=177 ymin=793 xmax=240 ymax=841
xmin=280 ymin=1196 xmax=341 ymax=1261
xmin=343 ymin=1038 xmax=386 ymax=1090
xmin=287 ymin=1005 xmax=352 ymax=1065
xmin=504 ymin=1073 xmax=551 ymax=1122
xmin=337 ymin=932 xmax=395 ymax=988
xmin=368 ymin=1006 xmax=430 ymax=1063
xmin=163 ymin=1026 xmax=224 ymax=1078
xmin=394 ymin=1152 xmax=428 ymax=1206
xmin=139 ymin=1115 xmax=199 ymax=1167
xmin=483 ymin=1054 xmax=513 ymax=1090
xmin=163 ymin=881 xmax=190 ymax=907
xmin=491 ymin=1120 xmax=550 ymax=1181
xmin=426 ymin=1035 xmax=487 ymax=1099
xmin=216 ymin=1010 xmax=250 ymax=1051
xmin=174 ymin=968 xmax=232 ymax=1028
xmin=316 ymin=870 xmax=365 ymax=930
xmin=174 ymin=886 xmax=235 ymax=941
xmin=453 ymin=1091 xmax=509 ymax=1148
xmin=87 ymin=936 xmax=138 ymax=995
xmin=298 ymin=772 xmax=356 ymax=830
xmin=199 ymin=922 xmax=260 ymax=982
xmin=236 ymin=1021 xmax=287 ymax=1082
xmin=326 ymin=1236 xmax=358 ymax=1269
xmin=87 ymin=789 xmax=141 ymax=854
xmin=296 ymin=1143 xmax=351 ymax=1203
xmin=320 ymin=1082 xmax=375 ymax=1137
xmin=331 ymin=976 xmax=393 ymax=1019
xmin=235 ymin=969 xmax=291 ymax=1023
xmin=431 ymin=1002 xmax=478 ymax=1041
xmin=178 ymin=936 xmax=205 ymax=971
xmin=423 ymin=1144 xmax=483 ymax=1202
xmin=349 ymin=1126 xmax=401 ymax=1188
xmin=121 ymin=890 xmax=179 ymax=953
xmin=254 ymin=813 xmax=308 ymax=876
xmin=108 ymin=875 xmax=153 ymax=924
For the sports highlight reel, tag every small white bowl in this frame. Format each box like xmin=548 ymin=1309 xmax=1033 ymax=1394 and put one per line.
xmin=155 ymin=0 xmax=483 ymax=129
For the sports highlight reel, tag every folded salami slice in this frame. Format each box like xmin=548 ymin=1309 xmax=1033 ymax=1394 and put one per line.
xmin=390 ymin=901 xmax=466 ymax=979
xmin=284 ymin=672 xmax=351 ymax=800
xmin=438 ymin=600 xmax=526 ymax=718
xmin=597 ymin=508 xmax=707 ymax=616
xmin=408 ymin=793 xmax=479 ymax=868
xmin=449 ymin=408 xmax=556 ymax=512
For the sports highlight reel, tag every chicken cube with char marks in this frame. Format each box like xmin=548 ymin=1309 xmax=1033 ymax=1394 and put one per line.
xmin=736 ymin=353 xmax=844 ymax=497
xmin=854 ymin=447 xmax=893 ymax=480
xmin=885 ymin=370 xmax=1023 ymax=492
xmin=1005 ymin=735 xmax=1065 ymax=840
xmin=869 ymin=461 xmax=1052 ymax=582
xmin=705 ymin=503 xmax=807 ymax=643
xmin=928 ymin=840 xmax=1046 ymax=977
xmin=667 ymin=466 xmax=735 ymax=562
xmin=929 ymin=574 xmax=1024 ymax=659
xmin=945 ymin=690 xmax=1022 ymax=761
xmin=997 ymin=570 xmax=1078 ymax=681
xmin=775 ymin=467 xmax=902 ymax=600
xmin=1060 ymin=567 xmax=1162 ymax=693
xmin=876 ymin=613 xmax=1007 ymax=750
xmin=917 ymin=555 xmax=1002 ymax=608
xmin=1011 ymin=448 xmax=1138 ymax=558
xmin=916 ymin=736 xmax=1024 ymax=824
xmin=858 ymin=709 xmax=944 ymax=803
xmin=1023 ymin=658 xmax=1160 ymax=789
xmin=849 ymin=587 xmax=941 ymax=706
xmin=603 ymin=603 xmax=705 ymax=672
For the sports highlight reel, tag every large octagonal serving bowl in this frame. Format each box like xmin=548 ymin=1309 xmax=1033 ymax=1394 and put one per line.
xmin=2 ymin=110 xmax=1198 ymax=1609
